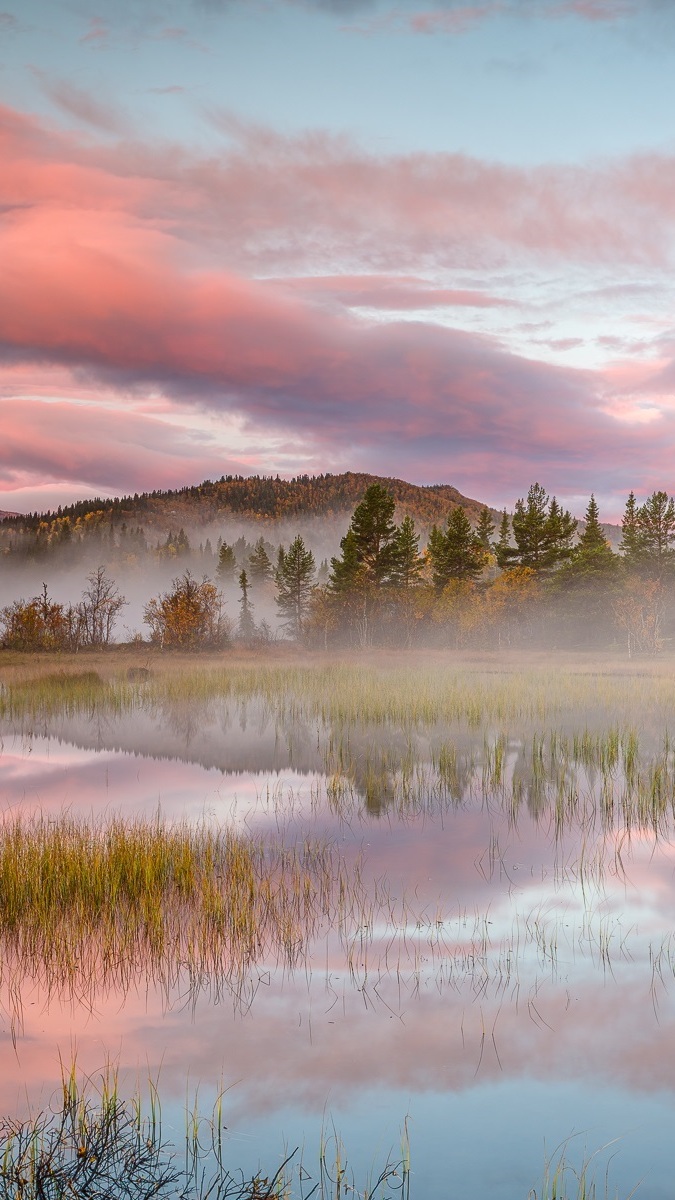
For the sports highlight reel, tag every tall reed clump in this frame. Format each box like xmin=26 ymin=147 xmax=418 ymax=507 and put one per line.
xmin=0 ymin=815 xmax=358 ymax=1015
xmin=0 ymin=1066 xmax=410 ymax=1199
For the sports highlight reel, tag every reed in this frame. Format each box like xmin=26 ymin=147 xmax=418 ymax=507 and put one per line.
xmin=531 ymin=1136 xmax=641 ymax=1200
xmin=0 ymin=813 xmax=361 ymax=1018
xmin=0 ymin=1067 xmax=410 ymax=1199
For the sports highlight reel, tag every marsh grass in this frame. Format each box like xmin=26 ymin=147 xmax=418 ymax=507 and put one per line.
xmin=0 ymin=813 xmax=362 ymax=1020
xmin=0 ymin=1067 xmax=410 ymax=1199
xmin=5 ymin=660 xmax=675 ymax=834
xmin=0 ymin=1067 xmax=639 ymax=1200
xmin=530 ymin=1136 xmax=641 ymax=1200
xmin=0 ymin=805 xmax=645 ymax=1029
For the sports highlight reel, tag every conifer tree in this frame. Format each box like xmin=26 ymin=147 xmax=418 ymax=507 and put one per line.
xmin=560 ymin=495 xmax=617 ymax=581
xmin=329 ymin=484 xmax=398 ymax=592
xmin=389 ymin=515 xmax=425 ymax=589
xmin=495 ymin=509 xmax=512 ymax=570
xmin=237 ymin=569 xmax=256 ymax=638
xmin=508 ymin=483 xmax=577 ymax=574
xmin=427 ymin=507 xmax=486 ymax=590
xmin=476 ymin=507 xmax=496 ymax=551
xmin=216 ymin=542 xmax=236 ymax=581
xmin=275 ymin=536 xmax=316 ymax=638
xmin=248 ymin=537 xmax=274 ymax=584
xmin=639 ymin=491 xmax=675 ymax=570
xmin=619 ymin=492 xmax=644 ymax=565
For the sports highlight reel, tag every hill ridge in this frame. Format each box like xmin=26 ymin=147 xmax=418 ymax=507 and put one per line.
xmin=5 ymin=472 xmax=494 ymax=531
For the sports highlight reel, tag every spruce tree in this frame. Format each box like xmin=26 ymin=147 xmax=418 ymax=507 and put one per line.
xmin=329 ymin=484 xmax=398 ymax=592
xmin=495 ymin=509 xmax=512 ymax=570
xmin=428 ymin=507 xmax=485 ymax=590
xmin=562 ymin=495 xmax=617 ymax=580
xmin=216 ymin=542 xmax=236 ymax=581
xmin=475 ymin=507 xmax=496 ymax=552
xmin=237 ymin=569 xmax=256 ymax=639
xmin=389 ymin=515 xmax=425 ymax=588
xmin=248 ymin=537 xmax=274 ymax=584
xmin=509 ymin=483 xmax=577 ymax=574
xmin=275 ymin=536 xmax=316 ymax=638
xmin=619 ymin=492 xmax=644 ymax=565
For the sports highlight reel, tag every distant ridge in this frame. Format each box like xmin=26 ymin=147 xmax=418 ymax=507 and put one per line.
xmin=0 ymin=510 xmax=19 ymax=520
xmin=7 ymin=472 xmax=495 ymax=532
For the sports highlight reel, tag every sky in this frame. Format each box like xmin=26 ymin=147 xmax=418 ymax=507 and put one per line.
xmin=4 ymin=0 xmax=675 ymax=518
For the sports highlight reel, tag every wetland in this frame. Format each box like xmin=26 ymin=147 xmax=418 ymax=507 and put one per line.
xmin=1 ymin=649 xmax=675 ymax=1197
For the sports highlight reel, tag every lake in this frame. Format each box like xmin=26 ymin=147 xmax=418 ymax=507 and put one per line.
xmin=1 ymin=656 xmax=674 ymax=1198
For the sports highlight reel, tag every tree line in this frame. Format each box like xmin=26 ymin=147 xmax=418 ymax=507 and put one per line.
xmin=3 ymin=482 xmax=675 ymax=653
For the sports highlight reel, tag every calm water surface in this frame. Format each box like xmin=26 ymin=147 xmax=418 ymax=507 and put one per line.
xmin=1 ymin=702 xmax=675 ymax=1198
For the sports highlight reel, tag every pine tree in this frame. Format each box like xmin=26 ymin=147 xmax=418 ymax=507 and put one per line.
xmin=248 ymin=537 xmax=274 ymax=584
xmin=561 ymin=495 xmax=617 ymax=581
xmin=510 ymin=484 xmax=549 ymax=570
xmin=509 ymin=483 xmax=577 ymax=574
xmin=329 ymin=483 xmax=398 ymax=592
xmin=389 ymin=515 xmax=425 ymax=588
xmin=543 ymin=497 xmax=577 ymax=570
xmin=275 ymin=535 xmax=316 ymax=638
xmin=427 ymin=507 xmax=485 ymax=590
xmin=638 ymin=491 xmax=675 ymax=570
xmin=476 ymin=507 xmax=496 ymax=551
xmin=619 ymin=492 xmax=644 ymax=565
xmin=495 ymin=509 xmax=512 ymax=570
xmin=216 ymin=542 xmax=236 ymax=581
xmin=237 ymin=569 xmax=256 ymax=639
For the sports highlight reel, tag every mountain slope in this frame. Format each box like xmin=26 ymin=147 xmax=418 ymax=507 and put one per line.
xmin=9 ymin=472 xmax=494 ymax=532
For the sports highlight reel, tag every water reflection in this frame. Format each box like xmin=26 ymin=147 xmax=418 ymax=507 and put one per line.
xmin=2 ymin=695 xmax=675 ymax=1196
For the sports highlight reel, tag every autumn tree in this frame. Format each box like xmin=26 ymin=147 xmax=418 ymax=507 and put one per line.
xmin=144 ymin=572 xmax=228 ymax=649
xmin=77 ymin=566 xmax=126 ymax=647
xmin=275 ymin=535 xmax=316 ymax=639
xmin=613 ymin=578 xmax=665 ymax=657
xmin=0 ymin=584 xmax=76 ymax=651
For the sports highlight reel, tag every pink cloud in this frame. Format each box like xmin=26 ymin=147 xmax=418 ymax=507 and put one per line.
xmin=272 ymin=274 xmax=514 ymax=309
xmin=5 ymin=103 xmax=675 ymax=275
xmin=79 ymin=16 xmax=111 ymax=46
xmin=409 ymin=4 xmax=503 ymax=34
xmin=0 ymin=399 xmax=245 ymax=493
xmin=551 ymin=0 xmax=634 ymax=20
xmin=343 ymin=0 xmax=637 ymax=34
xmin=4 ymin=103 xmax=675 ymax=509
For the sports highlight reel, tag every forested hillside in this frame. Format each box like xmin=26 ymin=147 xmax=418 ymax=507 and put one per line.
xmin=1 ymin=472 xmax=488 ymax=538
xmin=3 ymin=473 xmax=659 ymax=655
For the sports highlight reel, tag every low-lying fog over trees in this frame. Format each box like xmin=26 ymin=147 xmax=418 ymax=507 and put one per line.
xmin=1 ymin=473 xmax=675 ymax=654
